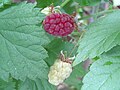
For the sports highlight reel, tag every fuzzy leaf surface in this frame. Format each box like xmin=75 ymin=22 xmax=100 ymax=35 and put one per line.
xmin=74 ymin=10 xmax=120 ymax=66
xmin=0 ymin=2 xmax=49 ymax=81
xmin=82 ymin=46 xmax=120 ymax=90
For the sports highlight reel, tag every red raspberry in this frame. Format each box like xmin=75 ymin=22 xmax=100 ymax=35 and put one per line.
xmin=43 ymin=13 xmax=75 ymax=37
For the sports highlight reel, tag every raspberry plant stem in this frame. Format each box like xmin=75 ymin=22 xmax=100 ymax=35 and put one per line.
xmin=60 ymin=0 xmax=70 ymax=8
xmin=79 ymin=9 xmax=114 ymax=20
xmin=68 ymin=30 xmax=85 ymax=58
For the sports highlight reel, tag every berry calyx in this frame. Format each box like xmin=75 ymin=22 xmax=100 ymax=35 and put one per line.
xmin=43 ymin=13 xmax=75 ymax=37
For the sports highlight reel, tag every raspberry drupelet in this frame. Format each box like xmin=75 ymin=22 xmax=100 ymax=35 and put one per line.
xmin=43 ymin=13 xmax=75 ymax=37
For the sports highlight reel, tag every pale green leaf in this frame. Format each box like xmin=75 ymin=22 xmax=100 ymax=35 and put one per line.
xmin=82 ymin=46 xmax=120 ymax=90
xmin=0 ymin=2 xmax=50 ymax=81
xmin=73 ymin=10 xmax=120 ymax=66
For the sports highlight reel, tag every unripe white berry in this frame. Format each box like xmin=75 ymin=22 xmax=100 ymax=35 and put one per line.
xmin=48 ymin=59 xmax=72 ymax=86
xmin=113 ymin=0 xmax=120 ymax=6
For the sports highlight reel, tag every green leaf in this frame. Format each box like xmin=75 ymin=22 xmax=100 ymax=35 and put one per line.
xmin=65 ymin=63 xmax=87 ymax=90
xmin=19 ymin=78 xmax=55 ymax=90
xmin=45 ymin=38 xmax=82 ymax=89
xmin=18 ymin=78 xmax=37 ymax=90
xmin=0 ymin=78 xmax=15 ymax=90
xmin=0 ymin=2 xmax=50 ymax=81
xmin=0 ymin=0 xmax=12 ymax=8
xmin=62 ymin=0 xmax=76 ymax=14
xmin=45 ymin=38 xmax=77 ymax=66
xmin=35 ymin=78 xmax=56 ymax=90
xmin=73 ymin=10 xmax=120 ymax=66
xmin=82 ymin=45 xmax=120 ymax=90
xmin=74 ymin=0 xmax=108 ymax=6
xmin=36 ymin=0 xmax=62 ymax=8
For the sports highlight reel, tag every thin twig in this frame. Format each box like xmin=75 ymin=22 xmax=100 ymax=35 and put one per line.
xmin=68 ymin=31 xmax=85 ymax=57
xmin=60 ymin=0 xmax=70 ymax=8
xmin=79 ymin=9 xmax=114 ymax=20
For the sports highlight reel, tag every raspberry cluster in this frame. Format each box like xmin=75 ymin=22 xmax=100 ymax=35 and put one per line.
xmin=48 ymin=59 xmax=72 ymax=85
xmin=43 ymin=13 xmax=75 ymax=37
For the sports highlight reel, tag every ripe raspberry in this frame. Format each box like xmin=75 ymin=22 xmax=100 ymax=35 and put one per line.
xmin=43 ymin=13 xmax=75 ymax=37
xmin=48 ymin=59 xmax=72 ymax=85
